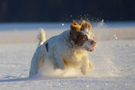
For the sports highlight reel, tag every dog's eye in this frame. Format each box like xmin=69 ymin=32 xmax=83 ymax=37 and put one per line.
xmin=83 ymin=35 xmax=88 ymax=41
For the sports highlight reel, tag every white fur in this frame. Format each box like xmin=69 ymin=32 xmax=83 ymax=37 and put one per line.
xmin=37 ymin=28 xmax=46 ymax=45
xmin=29 ymin=29 xmax=95 ymax=77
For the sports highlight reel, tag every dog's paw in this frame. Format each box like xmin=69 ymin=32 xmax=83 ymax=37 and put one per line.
xmin=58 ymin=63 xmax=65 ymax=70
xmin=81 ymin=68 xmax=89 ymax=75
xmin=89 ymin=61 xmax=95 ymax=70
xmin=81 ymin=63 xmax=89 ymax=75
xmin=53 ymin=62 xmax=65 ymax=70
xmin=81 ymin=60 xmax=94 ymax=75
xmin=53 ymin=62 xmax=59 ymax=70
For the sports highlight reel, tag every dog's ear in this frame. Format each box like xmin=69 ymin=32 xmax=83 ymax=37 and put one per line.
xmin=70 ymin=22 xmax=81 ymax=41
xmin=80 ymin=21 xmax=92 ymax=31
xmin=70 ymin=22 xmax=81 ymax=32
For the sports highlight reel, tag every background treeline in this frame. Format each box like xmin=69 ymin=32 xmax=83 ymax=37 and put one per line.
xmin=0 ymin=0 xmax=135 ymax=22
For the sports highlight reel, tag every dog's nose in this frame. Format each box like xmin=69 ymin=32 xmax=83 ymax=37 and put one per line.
xmin=91 ymin=40 xmax=97 ymax=47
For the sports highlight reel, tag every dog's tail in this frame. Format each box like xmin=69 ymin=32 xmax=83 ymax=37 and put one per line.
xmin=37 ymin=28 xmax=46 ymax=46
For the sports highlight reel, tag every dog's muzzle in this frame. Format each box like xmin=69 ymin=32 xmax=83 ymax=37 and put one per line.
xmin=85 ymin=40 xmax=97 ymax=52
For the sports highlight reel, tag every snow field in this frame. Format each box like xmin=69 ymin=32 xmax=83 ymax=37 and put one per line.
xmin=0 ymin=22 xmax=135 ymax=89
xmin=0 ymin=40 xmax=135 ymax=90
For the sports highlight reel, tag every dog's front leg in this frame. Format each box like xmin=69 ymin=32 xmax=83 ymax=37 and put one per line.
xmin=81 ymin=56 xmax=94 ymax=75
xmin=54 ymin=52 xmax=65 ymax=70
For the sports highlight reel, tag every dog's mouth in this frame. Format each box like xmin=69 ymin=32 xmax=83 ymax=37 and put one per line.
xmin=85 ymin=47 xmax=95 ymax=52
xmin=83 ymin=41 xmax=97 ymax=52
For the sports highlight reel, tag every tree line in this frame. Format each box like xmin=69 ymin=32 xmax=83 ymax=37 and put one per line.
xmin=0 ymin=0 xmax=134 ymax=22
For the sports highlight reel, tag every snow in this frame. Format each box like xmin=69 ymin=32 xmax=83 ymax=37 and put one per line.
xmin=0 ymin=40 xmax=135 ymax=90
xmin=0 ymin=22 xmax=135 ymax=90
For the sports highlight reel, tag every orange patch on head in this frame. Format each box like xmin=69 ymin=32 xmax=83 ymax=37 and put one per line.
xmin=70 ymin=21 xmax=92 ymax=32
xmin=80 ymin=21 xmax=92 ymax=31
xmin=70 ymin=22 xmax=81 ymax=32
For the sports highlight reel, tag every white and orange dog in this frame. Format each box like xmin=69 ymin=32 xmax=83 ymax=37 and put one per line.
xmin=29 ymin=21 xmax=97 ymax=77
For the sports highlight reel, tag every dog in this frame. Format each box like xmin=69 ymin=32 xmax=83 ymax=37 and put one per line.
xmin=29 ymin=21 xmax=97 ymax=77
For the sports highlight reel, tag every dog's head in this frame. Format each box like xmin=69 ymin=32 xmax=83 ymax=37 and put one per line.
xmin=70 ymin=21 xmax=97 ymax=52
